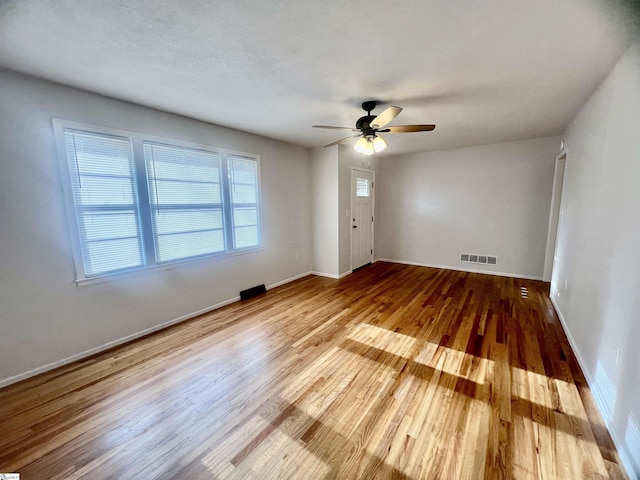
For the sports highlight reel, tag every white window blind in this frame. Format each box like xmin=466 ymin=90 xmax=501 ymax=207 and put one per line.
xmin=145 ymin=143 xmax=225 ymax=262
xmin=63 ymin=130 xmax=143 ymax=277
xmin=228 ymin=155 xmax=260 ymax=249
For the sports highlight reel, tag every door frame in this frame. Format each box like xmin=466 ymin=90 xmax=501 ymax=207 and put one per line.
xmin=350 ymin=167 xmax=375 ymax=271
xmin=543 ymin=149 xmax=567 ymax=282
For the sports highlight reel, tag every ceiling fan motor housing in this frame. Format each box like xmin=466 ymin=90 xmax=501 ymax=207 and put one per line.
xmin=356 ymin=115 xmax=376 ymax=133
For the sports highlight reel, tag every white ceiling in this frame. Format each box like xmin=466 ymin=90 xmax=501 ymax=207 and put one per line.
xmin=0 ymin=1 xmax=638 ymax=155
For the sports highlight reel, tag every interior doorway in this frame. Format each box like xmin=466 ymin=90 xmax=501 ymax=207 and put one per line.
xmin=543 ymin=151 xmax=567 ymax=282
xmin=351 ymin=168 xmax=374 ymax=270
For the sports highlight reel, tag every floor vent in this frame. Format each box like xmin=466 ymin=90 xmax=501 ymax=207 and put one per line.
xmin=460 ymin=253 xmax=498 ymax=266
xmin=240 ymin=284 xmax=267 ymax=300
xmin=520 ymin=286 xmax=529 ymax=299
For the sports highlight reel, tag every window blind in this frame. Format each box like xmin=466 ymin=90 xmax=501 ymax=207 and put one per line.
xmin=64 ymin=130 xmax=143 ymax=277
xmin=57 ymin=120 xmax=263 ymax=283
xmin=144 ymin=143 xmax=225 ymax=262
xmin=228 ymin=155 xmax=260 ymax=249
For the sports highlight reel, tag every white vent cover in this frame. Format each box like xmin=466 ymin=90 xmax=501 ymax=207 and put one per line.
xmin=460 ymin=253 xmax=498 ymax=266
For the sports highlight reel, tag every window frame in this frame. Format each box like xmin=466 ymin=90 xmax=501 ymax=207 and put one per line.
xmin=53 ymin=119 xmax=263 ymax=286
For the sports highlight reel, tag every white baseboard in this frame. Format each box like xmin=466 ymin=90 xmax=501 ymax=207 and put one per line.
xmin=376 ymin=258 xmax=544 ymax=281
xmin=0 ymin=271 xmax=313 ymax=389
xmin=267 ymin=271 xmax=313 ymax=289
xmin=310 ymin=271 xmax=340 ymax=279
xmin=549 ymin=294 xmax=638 ymax=479
xmin=309 ymin=270 xmax=352 ymax=280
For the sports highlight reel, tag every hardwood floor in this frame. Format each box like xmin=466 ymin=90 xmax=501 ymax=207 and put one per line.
xmin=0 ymin=262 xmax=627 ymax=479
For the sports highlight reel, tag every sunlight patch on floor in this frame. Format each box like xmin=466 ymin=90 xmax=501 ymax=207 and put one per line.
xmin=348 ymin=322 xmax=416 ymax=357
xmin=199 ymin=409 xmax=331 ymax=479
xmin=246 ymin=429 xmax=330 ymax=480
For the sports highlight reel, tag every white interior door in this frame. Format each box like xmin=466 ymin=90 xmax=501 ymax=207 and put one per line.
xmin=351 ymin=168 xmax=374 ymax=270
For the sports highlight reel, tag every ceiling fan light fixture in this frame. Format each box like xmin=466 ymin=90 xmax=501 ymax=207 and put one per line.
xmin=372 ymin=134 xmax=387 ymax=152
xmin=354 ymin=136 xmax=375 ymax=155
xmin=354 ymin=135 xmax=387 ymax=155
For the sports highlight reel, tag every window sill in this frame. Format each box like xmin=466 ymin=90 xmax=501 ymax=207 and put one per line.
xmin=74 ymin=245 xmax=264 ymax=287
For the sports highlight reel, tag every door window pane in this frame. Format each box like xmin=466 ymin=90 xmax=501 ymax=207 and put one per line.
xmin=356 ymin=177 xmax=370 ymax=197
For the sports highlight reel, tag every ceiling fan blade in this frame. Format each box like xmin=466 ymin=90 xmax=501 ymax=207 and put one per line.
xmin=380 ymin=124 xmax=436 ymax=133
xmin=369 ymin=106 xmax=402 ymax=129
xmin=313 ymin=125 xmax=359 ymax=131
xmin=323 ymin=134 xmax=361 ymax=148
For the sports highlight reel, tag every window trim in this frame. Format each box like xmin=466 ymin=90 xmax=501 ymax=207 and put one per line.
xmin=53 ymin=119 xmax=263 ymax=286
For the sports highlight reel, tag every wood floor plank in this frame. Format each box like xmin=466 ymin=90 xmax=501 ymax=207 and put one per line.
xmin=0 ymin=262 xmax=628 ymax=479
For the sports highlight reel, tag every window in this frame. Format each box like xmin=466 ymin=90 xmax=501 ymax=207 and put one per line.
xmin=55 ymin=120 xmax=262 ymax=283
xmin=63 ymin=130 xmax=144 ymax=276
xmin=145 ymin=143 xmax=225 ymax=262
xmin=228 ymin=155 xmax=261 ymax=248
xmin=356 ymin=177 xmax=370 ymax=197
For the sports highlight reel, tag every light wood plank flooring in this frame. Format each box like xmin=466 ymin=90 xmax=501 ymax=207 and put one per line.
xmin=0 ymin=262 xmax=627 ymax=479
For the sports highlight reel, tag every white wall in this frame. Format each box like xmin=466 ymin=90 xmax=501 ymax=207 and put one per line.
xmin=375 ymin=137 xmax=560 ymax=279
xmin=552 ymin=38 xmax=640 ymax=478
xmin=310 ymin=146 xmax=339 ymax=277
xmin=0 ymin=69 xmax=312 ymax=385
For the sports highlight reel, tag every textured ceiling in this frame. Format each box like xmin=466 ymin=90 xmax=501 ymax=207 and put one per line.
xmin=0 ymin=0 xmax=638 ymax=155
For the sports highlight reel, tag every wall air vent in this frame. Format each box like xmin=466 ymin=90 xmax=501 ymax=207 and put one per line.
xmin=460 ymin=253 xmax=498 ymax=266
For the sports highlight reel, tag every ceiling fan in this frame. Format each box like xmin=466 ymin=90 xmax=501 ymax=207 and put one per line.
xmin=312 ymin=100 xmax=435 ymax=155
